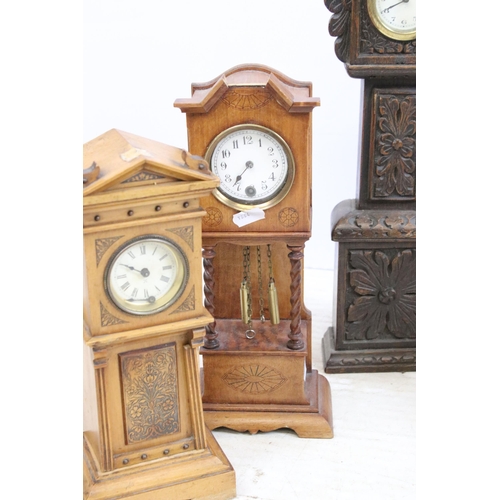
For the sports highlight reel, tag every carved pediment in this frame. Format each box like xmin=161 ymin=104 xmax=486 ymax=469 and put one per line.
xmin=83 ymin=129 xmax=219 ymax=204
xmin=174 ymin=64 xmax=320 ymax=114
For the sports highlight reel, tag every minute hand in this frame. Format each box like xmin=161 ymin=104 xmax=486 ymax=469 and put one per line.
xmin=383 ymin=0 xmax=408 ymax=13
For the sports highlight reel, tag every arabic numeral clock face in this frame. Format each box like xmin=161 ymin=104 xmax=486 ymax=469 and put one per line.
xmin=368 ymin=0 xmax=416 ymax=41
xmin=105 ymin=235 xmax=188 ymax=315
xmin=206 ymin=124 xmax=295 ymax=211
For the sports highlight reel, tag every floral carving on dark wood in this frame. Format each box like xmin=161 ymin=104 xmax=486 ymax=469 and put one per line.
xmin=324 ymin=0 xmax=352 ymax=63
xmin=120 ymin=343 xmax=179 ymax=444
xmin=346 ymin=249 xmax=416 ymax=341
xmin=360 ymin=1 xmax=416 ymax=56
xmin=333 ymin=209 xmax=416 ymax=240
xmin=372 ymin=92 xmax=416 ymax=199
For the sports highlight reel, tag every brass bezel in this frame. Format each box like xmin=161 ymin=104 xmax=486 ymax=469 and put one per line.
xmin=205 ymin=124 xmax=295 ymax=211
xmin=104 ymin=235 xmax=189 ymax=316
xmin=367 ymin=0 xmax=416 ymax=42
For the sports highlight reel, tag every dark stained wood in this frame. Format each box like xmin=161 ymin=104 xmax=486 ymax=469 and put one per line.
xmin=323 ymin=1 xmax=416 ymax=373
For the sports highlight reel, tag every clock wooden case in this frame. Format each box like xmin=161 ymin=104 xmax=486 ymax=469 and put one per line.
xmin=174 ymin=64 xmax=333 ymax=438
xmin=322 ymin=0 xmax=416 ymax=373
xmin=83 ymin=129 xmax=236 ymax=499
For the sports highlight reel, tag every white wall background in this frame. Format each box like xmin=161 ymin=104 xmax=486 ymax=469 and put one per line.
xmin=83 ymin=0 xmax=361 ymax=270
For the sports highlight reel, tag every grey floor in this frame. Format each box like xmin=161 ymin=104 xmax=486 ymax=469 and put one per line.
xmin=210 ymin=267 xmax=416 ymax=500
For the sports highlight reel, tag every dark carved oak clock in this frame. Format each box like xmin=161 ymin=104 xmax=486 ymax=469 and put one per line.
xmin=322 ymin=0 xmax=416 ymax=373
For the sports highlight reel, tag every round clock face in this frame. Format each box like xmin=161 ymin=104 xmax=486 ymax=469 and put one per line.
xmin=368 ymin=0 xmax=416 ymax=41
xmin=206 ymin=124 xmax=295 ymax=211
xmin=105 ymin=235 xmax=188 ymax=316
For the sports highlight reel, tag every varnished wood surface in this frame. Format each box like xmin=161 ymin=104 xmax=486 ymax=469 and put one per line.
xmin=209 ymin=267 xmax=415 ymax=499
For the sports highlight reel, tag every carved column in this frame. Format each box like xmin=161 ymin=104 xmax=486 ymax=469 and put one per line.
xmin=202 ymin=245 xmax=219 ymax=349
xmin=287 ymin=244 xmax=305 ymax=350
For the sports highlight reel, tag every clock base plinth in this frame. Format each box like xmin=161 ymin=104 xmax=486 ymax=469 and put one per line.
xmin=322 ymin=327 xmax=416 ymax=374
xmin=83 ymin=429 xmax=236 ymax=500
xmin=202 ymin=369 xmax=333 ymax=438
xmin=201 ymin=320 xmax=333 ymax=439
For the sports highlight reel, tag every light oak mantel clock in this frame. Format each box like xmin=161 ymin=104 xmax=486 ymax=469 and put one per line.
xmin=322 ymin=0 xmax=416 ymax=373
xmin=83 ymin=129 xmax=236 ymax=499
xmin=175 ymin=64 xmax=333 ymax=438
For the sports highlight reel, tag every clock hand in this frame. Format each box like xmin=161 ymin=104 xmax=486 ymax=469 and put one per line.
xmin=233 ymin=161 xmax=254 ymax=186
xmin=127 ymin=296 xmax=156 ymax=304
xmin=119 ymin=264 xmax=150 ymax=277
xmin=383 ymin=0 xmax=409 ymax=12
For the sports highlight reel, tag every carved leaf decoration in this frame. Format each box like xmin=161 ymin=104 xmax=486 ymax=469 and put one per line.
xmin=325 ymin=0 xmax=352 ymax=62
xmin=374 ymin=95 xmax=416 ymax=198
xmin=346 ymin=250 xmax=416 ymax=341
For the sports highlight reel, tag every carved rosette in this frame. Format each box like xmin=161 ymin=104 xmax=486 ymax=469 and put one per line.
xmin=203 ymin=207 xmax=223 ymax=227
xmin=120 ymin=343 xmax=179 ymax=444
xmin=371 ymin=91 xmax=416 ymax=200
xmin=345 ymin=249 xmax=416 ymax=342
xmin=278 ymin=207 xmax=299 ymax=227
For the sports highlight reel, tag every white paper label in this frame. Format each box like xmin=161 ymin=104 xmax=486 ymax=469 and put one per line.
xmin=232 ymin=208 xmax=265 ymax=227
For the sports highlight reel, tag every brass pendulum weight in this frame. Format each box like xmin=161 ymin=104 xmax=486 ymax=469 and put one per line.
xmin=240 ymin=246 xmax=255 ymax=339
xmin=267 ymin=244 xmax=280 ymax=325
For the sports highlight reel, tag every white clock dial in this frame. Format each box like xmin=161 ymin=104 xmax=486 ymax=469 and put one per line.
xmin=368 ymin=0 xmax=416 ymax=41
xmin=105 ymin=236 xmax=188 ymax=315
xmin=206 ymin=124 xmax=295 ymax=210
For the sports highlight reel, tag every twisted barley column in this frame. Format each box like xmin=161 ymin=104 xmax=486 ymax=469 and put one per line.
xmin=202 ymin=246 xmax=219 ymax=349
xmin=287 ymin=244 xmax=305 ymax=350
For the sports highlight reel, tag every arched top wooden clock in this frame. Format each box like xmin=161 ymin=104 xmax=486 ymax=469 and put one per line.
xmin=82 ymin=129 xmax=236 ymax=499
xmin=175 ymin=65 xmax=333 ymax=439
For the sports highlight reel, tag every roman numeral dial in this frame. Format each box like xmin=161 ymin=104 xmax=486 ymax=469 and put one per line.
xmin=105 ymin=236 xmax=188 ymax=315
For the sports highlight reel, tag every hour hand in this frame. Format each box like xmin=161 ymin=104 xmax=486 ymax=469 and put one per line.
xmin=120 ymin=264 xmax=150 ymax=277
xmin=233 ymin=161 xmax=254 ymax=186
xmin=127 ymin=296 xmax=156 ymax=304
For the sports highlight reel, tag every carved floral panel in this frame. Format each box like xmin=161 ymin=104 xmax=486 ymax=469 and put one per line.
xmin=120 ymin=343 xmax=179 ymax=444
xmin=370 ymin=90 xmax=416 ymax=200
xmin=344 ymin=248 xmax=416 ymax=342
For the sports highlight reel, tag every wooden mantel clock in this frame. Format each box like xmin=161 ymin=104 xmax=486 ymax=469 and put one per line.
xmin=83 ymin=129 xmax=236 ymax=499
xmin=174 ymin=64 xmax=333 ymax=438
xmin=322 ymin=0 xmax=416 ymax=373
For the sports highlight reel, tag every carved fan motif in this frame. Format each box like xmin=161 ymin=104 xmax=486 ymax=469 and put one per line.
xmin=222 ymin=364 xmax=287 ymax=394
xmin=222 ymin=88 xmax=272 ymax=109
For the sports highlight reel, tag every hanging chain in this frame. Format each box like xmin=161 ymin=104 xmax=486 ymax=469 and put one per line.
xmin=257 ymin=246 xmax=266 ymax=322
xmin=243 ymin=246 xmax=255 ymax=339
xmin=267 ymin=244 xmax=274 ymax=283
